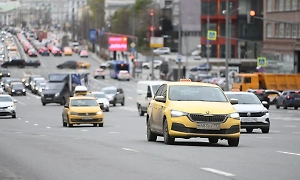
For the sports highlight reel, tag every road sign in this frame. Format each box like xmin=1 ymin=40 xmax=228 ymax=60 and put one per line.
xmin=130 ymin=42 xmax=136 ymax=48
xmin=177 ymin=54 xmax=182 ymax=62
xmin=89 ymin=29 xmax=96 ymax=41
xmin=257 ymin=57 xmax=267 ymax=67
xmin=150 ymin=37 xmax=164 ymax=48
xmin=207 ymin=30 xmax=217 ymax=41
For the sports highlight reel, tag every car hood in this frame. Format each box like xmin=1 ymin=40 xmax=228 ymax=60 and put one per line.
xmin=97 ymin=98 xmax=109 ymax=103
xmin=106 ymin=94 xmax=115 ymax=98
xmin=232 ymin=104 xmax=267 ymax=112
xmin=42 ymin=89 xmax=60 ymax=94
xmin=69 ymin=106 xmax=101 ymax=113
xmin=167 ymin=101 xmax=236 ymax=114
xmin=0 ymin=101 xmax=14 ymax=107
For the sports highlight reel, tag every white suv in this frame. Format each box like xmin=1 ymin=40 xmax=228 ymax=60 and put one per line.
xmin=0 ymin=95 xmax=17 ymax=118
xmin=142 ymin=60 xmax=162 ymax=69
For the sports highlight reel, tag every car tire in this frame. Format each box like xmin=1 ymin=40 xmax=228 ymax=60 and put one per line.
xmin=106 ymin=107 xmax=109 ymax=112
xmin=138 ymin=105 xmax=145 ymax=116
xmin=208 ymin=138 xmax=218 ymax=144
xmin=62 ymin=116 xmax=67 ymax=127
xmin=121 ymin=99 xmax=125 ymax=106
xmin=102 ymin=76 xmax=105 ymax=79
xmin=113 ymin=99 xmax=116 ymax=106
xmin=227 ymin=138 xmax=239 ymax=147
xmin=147 ymin=119 xmax=157 ymax=142
xmin=276 ymin=102 xmax=280 ymax=109
xmin=294 ymin=107 xmax=298 ymax=110
xmin=99 ymin=123 xmax=103 ymax=127
xmin=60 ymin=98 xmax=66 ymax=105
xmin=12 ymin=113 xmax=16 ymax=118
xmin=163 ymin=119 xmax=175 ymax=145
xmin=283 ymin=102 xmax=287 ymax=109
xmin=93 ymin=123 xmax=98 ymax=127
xmin=246 ymin=128 xmax=253 ymax=133
xmin=261 ymin=127 xmax=269 ymax=133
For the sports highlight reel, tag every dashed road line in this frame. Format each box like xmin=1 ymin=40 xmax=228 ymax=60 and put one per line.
xmin=256 ymin=136 xmax=272 ymax=139
xmin=285 ymin=125 xmax=297 ymax=128
xmin=34 ymin=124 xmax=38 ymax=126
xmin=122 ymin=148 xmax=139 ymax=153
xmin=25 ymin=121 xmax=29 ymax=123
xmin=46 ymin=127 xmax=51 ymax=129
xmin=74 ymin=138 xmax=82 ymax=140
xmin=18 ymin=100 xmax=26 ymax=105
xmin=81 ymin=130 xmax=89 ymax=132
xmin=201 ymin=168 xmax=235 ymax=177
xmin=277 ymin=151 xmax=300 ymax=156
xmin=292 ymin=132 xmax=300 ymax=134
xmin=270 ymin=130 xmax=281 ymax=133
xmin=109 ymin=132 xmax=120 ymax=134
xmin=15 ymin=132 xmax=22 ymax=134
xmin=127 ymin=97 xmax=133 ymax=99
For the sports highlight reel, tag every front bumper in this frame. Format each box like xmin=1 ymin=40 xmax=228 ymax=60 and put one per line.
xmin=0 ymin=108 xmax=15 ymax=116
xmin=41 ymin=95 xmax=61 ymax=103
xmin=240 ymin=116 xmax=270 ymax=129
xmin=69 ymin=115 xmax=104 ymax=124
xmin=167 ymin=116 xmax=240 ymax=139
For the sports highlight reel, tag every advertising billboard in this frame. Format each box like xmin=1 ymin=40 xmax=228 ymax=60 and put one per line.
xmin=108 ymin=37 xmax=127 ymax=51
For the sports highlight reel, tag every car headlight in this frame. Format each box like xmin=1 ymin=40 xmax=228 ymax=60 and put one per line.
xmin=12 ymin=89 xmax=15 ymax=92
xmin=0 ymin=73 xmax=2 ymax=76
xmin=228 ymin=112 xmax=240 ymax=120
xmin=70 ymin=111 xmax=78 ymax=115
xmin=25 ymin=83 xmax=29 ymax=86
xmin=22 ymin=89 xmax=26 ymax=92
xmin=39 ymin=88 xmax=42 ymax=92
xmin=7 ymin=73 xmax=10 ymax=76
xmin=171 ymin=110 xmax=188 ymax=117
xmin=97 ymin=111 xmax=103 ymax=115
xmin=55 ymin=93 xmax=60 ymax=96
xmin=8 ymin=105 xmax=14 ymax=108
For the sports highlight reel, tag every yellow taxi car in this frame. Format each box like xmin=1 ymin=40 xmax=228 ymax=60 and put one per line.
xmin=146 ymin=79 xmax=241 ymax=146
xmin=62 ymin=96 xmax=104 ymax=127
xmin=64 ymin=47 xmax=73 ymax=56
xmin=77 ymin=61 xmax=91 ymax=69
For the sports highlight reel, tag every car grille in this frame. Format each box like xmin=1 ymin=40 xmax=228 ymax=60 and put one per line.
xmin=0 ymin=106 xmax=8 ymax=109
xmin=44 ymin=94 xmax=54 ymax=98
xmin=188 ymin=114 xmax=227 ymax=122
xmin=77 ymin=113 xmax=97 ymax=116
xmin=239 ymin=112 xmax=265 ymax=117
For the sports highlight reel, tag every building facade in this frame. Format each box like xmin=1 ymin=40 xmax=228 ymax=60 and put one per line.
xmin=262 ymin=0 xmax=300 ymax=73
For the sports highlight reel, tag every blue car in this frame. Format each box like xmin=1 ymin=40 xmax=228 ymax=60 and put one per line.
xmin=40 ymin=50 xmax=50 ymax=56
xmin=276 ymin=90 xmax=300 ymax=109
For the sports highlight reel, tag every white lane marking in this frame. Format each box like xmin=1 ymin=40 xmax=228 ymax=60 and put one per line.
xmin=201 ymin=168 xmax=235 ymax=177
xmin=277 ymin=151 xmax=300 ymax=156
xmin=34 ymin=124 xmax=38 ymax=126
xmin=74 ymin=138 xmax=82 ymax=140
xmin=15 ymin=132 xmax=22 ymax=134
xmin=18 ymin=100 xmax=26 ymax=105
xmin=270 ymin=130 xmax=281 ymax=133
xmin=81 ymin=129 xmax=89 ymax=132
xmin=256 ymin=136 xmax=272 ymax=139
xmin=46 ymin=127 xmax=51 ymax=129
xmin=25 ymin=121 xmax=29 ymax=123
xmin=127 ymin=97 xmax=133 ymax=99
xmin=285 ymin=125 xmax=297 ymax=128
xmin=109 ymin=132 xmax=120 ymax=134
xmin=292 ymin=132 xmax=300 ymax=134
xmin=39 ymin=135 xmax=46 ymax=137
xmin=122 ymin=148 xmax=139 ymax=153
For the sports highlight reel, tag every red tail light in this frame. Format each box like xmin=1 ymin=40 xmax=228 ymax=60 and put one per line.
xmin=287 ymin=96 xmax=290 ymax=99
xmin=267 ymin=95 xmax=270 ymax=98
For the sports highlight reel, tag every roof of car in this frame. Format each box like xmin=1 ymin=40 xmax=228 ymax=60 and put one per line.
xmin=167 ymin=81 xmax=219 ymax=87
xmin=224 ymin=91 xmax=254 ymax=95
xmin=69 ymin=96 xmax=96 ymax=100
xmin=91 ymin=91 xmax=105 ymax=94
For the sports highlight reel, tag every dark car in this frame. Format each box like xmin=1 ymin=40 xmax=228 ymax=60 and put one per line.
xmin=1 ymin=59 xmax=26 ymax=68
xmin=246 ymin=89 xmax=270 ymax=109
xmin=41 ymin=82 xmax=69 ymax=106
xmin=0 ymin=69 xmax=10 ymax=78
xmin=264 ymin=90 xmax=281 ymax=105
xmin=57 ymin=61 xmax=77 ymax=69
xmin=25 ymin=60 xmax=41 ymax=68
xmin=276 ymin=90 xmax=300 ymax=109
xmin=101 ymin=86 xmax=125 ymax=106
xmin=9 ymin=83 xmax=26 ymax=96
xmin=28 ymin=49 xmax=38 ymax=57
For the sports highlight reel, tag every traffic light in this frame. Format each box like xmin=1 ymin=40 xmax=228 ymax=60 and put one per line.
xmin=149 ymin=26 xmax=154 ymax=31
xmin=247 ymin=10 xmax=255 ymax=24
xmin=150 ymin=9 xmax=154 ymax=16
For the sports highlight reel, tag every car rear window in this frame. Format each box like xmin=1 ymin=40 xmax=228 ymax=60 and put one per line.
xmin=290 ymin=92 xmax=300 ymax=98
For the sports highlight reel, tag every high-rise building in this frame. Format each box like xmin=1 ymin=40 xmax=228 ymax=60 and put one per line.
xmin=262 ymin=0 xmax=300 ymax=73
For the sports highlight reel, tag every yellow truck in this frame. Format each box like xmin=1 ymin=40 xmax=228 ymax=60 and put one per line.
xmin=232 ymin=73 xmax=300 ymax=92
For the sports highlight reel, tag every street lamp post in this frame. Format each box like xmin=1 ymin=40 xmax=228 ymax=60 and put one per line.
xmin=151 ymin=9 xmax=155 ymax=80
xmin=225 ymin=0 xmax=230 ymax=91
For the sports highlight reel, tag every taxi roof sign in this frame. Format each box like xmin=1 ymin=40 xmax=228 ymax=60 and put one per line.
xmin=231 ymin=89 xmax=240 ymax=92
xmin=179 ymin=79 xmax=192 ymax=82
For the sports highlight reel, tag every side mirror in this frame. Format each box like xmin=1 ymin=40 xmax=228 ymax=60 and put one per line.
xmin=230 ymin=98 xmax=238 ymax=105
xmin=154 ymin=96 xmax=166 ymax=103
xmin=13 ymin=99 xmax=17 ymax=103
xmin=64 ymin=105 xmax=69 ymax=108
xmin=262 ymin=101 xmax=268 ymax=105
xmin=147 ymin=92 xmax=152 ymax=98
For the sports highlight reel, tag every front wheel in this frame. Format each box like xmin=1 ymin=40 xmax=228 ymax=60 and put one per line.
xmin=208 ymin=138 xmax=218 ymax=144
xmin=163 ymin=120 xmax=175 ymax=145
xmin=276 ymin=102 xmax=280 ymax=109
xmin=121 ymin=99 xmax=125 ymax=106
xmin=12 ymin=113 xmax=16 ymax=118
xmin=261 ymin=127 xmax=270 ymax=133
xmin=138 ymin=105 xmax=145 ymax=116
xmin=246 ymin=128 xmax=253 ymax=133
xmin=147 ymin=120 xmax=157 ymax=142
xmin=60 ymin=98 xmax=66 ymax=105
xmin=228 ymin=138 xmax=239 ymax=147
xmin=294 ymin=107 xmax=298 ymax=110
xmin=62 ymin=116 xmax=67 ymax=127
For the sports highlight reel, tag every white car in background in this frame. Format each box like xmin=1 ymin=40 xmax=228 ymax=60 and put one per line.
xmin=142 ymin=60 xmax=162 ymax=69
xmin=117 ymin=70 xmax=130 ymax=81
xmin=153 ymin=47 xmax=171 ymax=54
xmin=0 ymin=87 xmax=3 ymax=94
xmin=0 ymin=95 xmax=17 ymax=118
xmin=92 ymin=91 xmax=110 ymax=112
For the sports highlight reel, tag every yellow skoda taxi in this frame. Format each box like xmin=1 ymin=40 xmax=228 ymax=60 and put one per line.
xmin=62 ymin=96 xmax=104 ymax=127
xmin=146 ymin=79 xmax=241 ymax=146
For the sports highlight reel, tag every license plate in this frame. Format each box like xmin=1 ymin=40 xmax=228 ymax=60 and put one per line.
xmin=46 ymin=98 xmax=52 ymax=100
xmin=17 ymin=91 xmax=21 ymax=94
xmin=241 ymin=117 xmax=257 ymax=122
xmin=197 ymin=123 xmax=220 ymax=130
xmin=82 ymin=117 xmax=92 ymax=120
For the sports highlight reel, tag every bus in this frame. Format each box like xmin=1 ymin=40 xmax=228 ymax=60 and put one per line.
xmin=109 ymin=60 xmax=130 ymax=79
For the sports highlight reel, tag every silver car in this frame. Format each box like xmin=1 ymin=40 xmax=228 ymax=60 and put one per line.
xmin=225 ymin=91 xmax=270 ymax=133
xmin=117 ymin=70 xmax=130 ymax=81
xmin=0 ymin=95 xmax=17 ymax=118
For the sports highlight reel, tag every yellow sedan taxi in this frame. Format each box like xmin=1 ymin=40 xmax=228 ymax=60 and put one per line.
xmin=62 ymin=96 xmax=104 ymax=127
xmin=64 ymin=47 xmax=73 ymax=56
xmin=77 ymin=61 xmax=91 ymax=69
xmin=146 ymin=79 xmax=241 ymax=146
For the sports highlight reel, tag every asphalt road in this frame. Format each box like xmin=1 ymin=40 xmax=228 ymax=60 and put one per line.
xmin=0 ymin=36 xmax=299 ymax=180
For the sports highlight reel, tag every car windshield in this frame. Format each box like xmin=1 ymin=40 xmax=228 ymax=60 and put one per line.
xmin=0 ymin=96 xmax=12 ymax=102
xmin=168 ymin=85 xmax=228 ymax=102
xmin=102 ymin=89 xmax=116 ymax=94
xmin=12 ymin=84 xmax=24 ymax=89
xmin=0 ymin=69 xmax=8 ymax=73
xmin=70 ymin=99 xmax=98 ymax=107
xmin=290 ymin=92 xmax=300 ymax=98
xmin=152 ymin=85 xmax=160 ymax=94
xmin=226 ymin=93 xmax=261 ymax=104
xmin=93 ymin=93 xmax=106 ymax=99
xmin=44 ymin=83 xmax=64 ymax=90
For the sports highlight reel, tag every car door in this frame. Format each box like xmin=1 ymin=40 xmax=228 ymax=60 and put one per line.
xmin=278 ymin=91 xmax=286 ymax=105
xmin=151 ymin=85 xmax=164 ymax=131
xmin=156 ymin=84 xmax=167 ymax=132
xmin=62 ymin=99 xmax=70 ymax=122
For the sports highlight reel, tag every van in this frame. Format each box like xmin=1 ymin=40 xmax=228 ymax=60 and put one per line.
xmin=136 ymin=81 xmax=167 ymax=116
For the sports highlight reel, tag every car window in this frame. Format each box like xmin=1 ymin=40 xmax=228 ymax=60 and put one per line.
xmin=70 ymin=99 xmax=98 ymax=107
xmin=169 ymin=85 xmax=228 ymax=102
xmin=155 ymin=84 xmax=165 ymax=97
xmin=102 ymin=88 xmax=116 ymax=94
xmin=226 ymin=93 xmax=261 ymax=104
xmin=0 ymin=96 xmax=12 ymax=102
xmin=93 ymin=93 xmax=106 ymax=98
